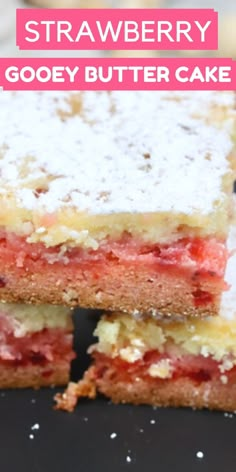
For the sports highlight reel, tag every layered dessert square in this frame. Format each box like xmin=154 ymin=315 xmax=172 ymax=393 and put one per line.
xmin=0 ymin=91 xmax=235 ymax=317
xmin=0 ymin=302 xmax=74 ymax=388
xmin=56 ymin=226 xmax=236 ymax=412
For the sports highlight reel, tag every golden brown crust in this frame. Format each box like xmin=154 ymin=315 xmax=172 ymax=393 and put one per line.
xmin=0 ymin=262 xmax=221 ymax=318
xmin=86 ymin=366 xmax=236 ymax=412
xmin=0 ymin=361 xmax=70 ymax=389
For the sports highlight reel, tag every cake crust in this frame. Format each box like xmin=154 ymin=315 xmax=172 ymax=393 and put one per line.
xmin=55 ymin=365 xmax=236 ymax=413
xmin=0 ymin=361 xmax=70 ymax=389
xmin=0 ymin=254 xmax=223 ymax=317
xmin=93 ymin=368 xmax=236 ymax=412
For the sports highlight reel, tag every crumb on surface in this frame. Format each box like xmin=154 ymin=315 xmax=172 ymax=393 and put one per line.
xmin=224 ymin=412 xmax=234 ymax=418
xmin=31 ymin=423 xmax=40 ymax=431
xmin=54 ymin=369 xmax=96 ymax=412
xmin=196 ymin=451 xmax=204 ymax=459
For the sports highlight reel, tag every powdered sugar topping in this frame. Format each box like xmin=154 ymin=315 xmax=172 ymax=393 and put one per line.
xmin=0 ymin=90 xmax=234 ymax=216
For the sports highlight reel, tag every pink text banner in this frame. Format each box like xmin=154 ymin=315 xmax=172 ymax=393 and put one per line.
xmin=0 ymin=58 xmax=235 ymax=91
xmin=16 ymin=8 xmax=218 ymax=51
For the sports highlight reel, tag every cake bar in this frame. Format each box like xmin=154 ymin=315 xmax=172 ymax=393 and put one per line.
xmin=0 ymin=302 xmax=74 ymax=388
xmin=56 ymin=226 xmax=236 ymax=412
xmin=0 ymin=91 xmax=235 ymax=318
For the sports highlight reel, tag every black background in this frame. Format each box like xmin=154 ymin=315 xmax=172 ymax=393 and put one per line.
xmin=1 ymin=308 xmax=236 ymax=472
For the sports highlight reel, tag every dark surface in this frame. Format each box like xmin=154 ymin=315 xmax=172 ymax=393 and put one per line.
xmin=0 ymin=308 xmax=236 ymax=472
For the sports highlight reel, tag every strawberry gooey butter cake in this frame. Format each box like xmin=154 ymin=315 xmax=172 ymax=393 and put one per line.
xmin=0 ymin=91 xmax=235 ymax=319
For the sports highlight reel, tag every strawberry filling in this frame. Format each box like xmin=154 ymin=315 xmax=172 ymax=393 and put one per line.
xmin=92 ymin=350 xmax=234 ymax=385
xmin=0 ymin=313 xmax=74 ymax=368
xmin=0 ymin=231 xmax=228 ymax=308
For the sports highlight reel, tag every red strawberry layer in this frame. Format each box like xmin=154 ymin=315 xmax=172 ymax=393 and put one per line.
xmin=0 ymin=231 xmax=228 ymax=308
xmin=0 ymin=313 xmax=74 ymax=368
xmin=92 ymin=350 xmax=233 ymax=385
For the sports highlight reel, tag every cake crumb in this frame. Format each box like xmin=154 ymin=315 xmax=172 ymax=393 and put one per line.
xmin=31 ymin=423 xmax=40 ymax=431
xmin=148 ymin=359 xmax=173 ymax=379
xmin=150 ymin=419 xmax=156 ymax=424
xmin=220 ymin=375 xmax=228 ymax=384
xmin=29 ymin=434 xmax=34 ymax=440
xmin=35 ymin=226 xmax=46 ymax=234
xmin=196 ymin=451 xmax=204 ymax=459
xmin=126 ymin=456 xmax=132 ymax=463
xmin=224 ymin=412 xmax=234 ymax=418
xmin=110 ymin=433 xmax=117 ymax=439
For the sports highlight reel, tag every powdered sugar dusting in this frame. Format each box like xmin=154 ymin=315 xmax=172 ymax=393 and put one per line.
xmin=196 ymin=451 xmax=204 ymax=459
xmin=0 ymin=90 xmax=234 ymax=216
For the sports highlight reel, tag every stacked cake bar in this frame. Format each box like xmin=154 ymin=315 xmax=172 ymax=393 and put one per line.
xmin=0 ymin=91 xmax=235 ymax=319
xmin=0 ymin=90 xmax=235 ymax=408
xmin=47 ymin=89 xmax=234 ymax=413
xmin=56 ymin=227 xmax=236 ymax=412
